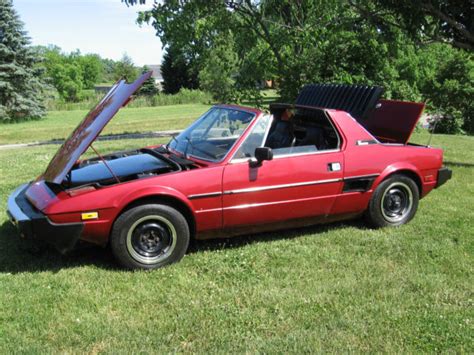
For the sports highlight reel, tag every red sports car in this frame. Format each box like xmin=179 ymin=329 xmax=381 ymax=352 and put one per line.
xmin=7 ymin=72 xmax=452 ymax=269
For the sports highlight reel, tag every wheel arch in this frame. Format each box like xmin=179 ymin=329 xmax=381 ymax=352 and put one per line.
xmin=115 ymin=193 xmax=196 ymax=240
xmin=377 ymin=167 xmax=423 ymax=197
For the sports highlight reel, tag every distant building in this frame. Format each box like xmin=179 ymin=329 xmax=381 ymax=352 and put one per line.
xmin=94 ymin=85 xmax=112 ymax=94
xmin=94 ymin=64 xmax=164 ymax=93
xmin=146 ymin=64 xmax=163 ymax=89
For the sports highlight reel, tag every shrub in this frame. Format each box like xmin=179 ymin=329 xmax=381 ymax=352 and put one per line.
xmin=46 ymin=88 xmax=212 ymax=111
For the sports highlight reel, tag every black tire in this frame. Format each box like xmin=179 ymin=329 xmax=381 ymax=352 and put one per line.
xmin=365 ymin=175 xmax=419 ymax=228
xmin=110 ymin=204 xmax=190 ymax=270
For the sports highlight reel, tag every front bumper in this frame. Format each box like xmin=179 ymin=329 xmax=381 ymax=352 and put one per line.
xmin=435 ymin=167 xmax=452 ymax=188
xmin=6 ymin=184 xmax=83 ymax=254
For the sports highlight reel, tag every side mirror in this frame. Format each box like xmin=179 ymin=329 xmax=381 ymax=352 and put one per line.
xmin=249 ymin=147 xmax=273 ymax=168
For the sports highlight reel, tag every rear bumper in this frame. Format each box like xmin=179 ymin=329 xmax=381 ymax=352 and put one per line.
xmin=6 ymin=183 xmax=83 ymax=254
xmin=435 ymin=167 xmax=452 ymax=188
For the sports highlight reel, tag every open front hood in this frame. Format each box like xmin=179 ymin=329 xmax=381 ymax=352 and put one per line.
xmin=40 ymin=72 xmax=152 ymax=184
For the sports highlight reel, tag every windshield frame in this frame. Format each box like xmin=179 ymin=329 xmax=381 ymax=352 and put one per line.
xmin=230 ymin=113 xmax=274 ymax=163
xmin=167 ymin=105 xmax=259 ymax=163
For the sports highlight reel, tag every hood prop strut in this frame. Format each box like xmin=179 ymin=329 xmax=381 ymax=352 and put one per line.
xmin=90 ymin=144 xmax=121 ymax=184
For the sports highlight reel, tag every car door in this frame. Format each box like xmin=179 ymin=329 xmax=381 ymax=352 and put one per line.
xmin=222 ymin=143 xmax=344 ymax=228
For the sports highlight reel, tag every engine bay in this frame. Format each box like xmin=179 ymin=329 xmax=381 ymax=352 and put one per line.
xmin=63 ymin=147 xmax=198 ymax=189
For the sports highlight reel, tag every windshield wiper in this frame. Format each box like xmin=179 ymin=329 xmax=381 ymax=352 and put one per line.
xmin=184 ymin=136 xmax=194 ymax=159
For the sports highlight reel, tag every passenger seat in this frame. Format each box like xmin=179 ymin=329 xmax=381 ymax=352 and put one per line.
xmin=295 ymin=126 xmax=326 ymax=149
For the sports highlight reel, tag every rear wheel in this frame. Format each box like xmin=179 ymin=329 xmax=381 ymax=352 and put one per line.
xmin=366 ymin=175 xmax=419 ymax=228
xmin=111 ymin=204 xmax=190 ymax=270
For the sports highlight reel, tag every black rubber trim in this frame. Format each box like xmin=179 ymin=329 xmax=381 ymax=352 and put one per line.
xmin=7 ymin=184 xmax=83 ymax=254
xmin=435 ymin=167 xmax=452 ymax=188
xmin=343 ymin=174 xmax=379 ymax=192
xmin=141 ymin=148 xmax=182 ymax=172
xmin=188 ymin=192 xmax=222 ymax=200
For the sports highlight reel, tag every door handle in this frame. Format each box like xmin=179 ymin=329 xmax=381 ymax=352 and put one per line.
xmin=328 ymin=162 xmax=341 ymax=172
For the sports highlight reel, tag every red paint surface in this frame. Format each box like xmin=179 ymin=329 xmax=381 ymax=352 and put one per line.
xmin=24 ymin=103 xmax=445 ymax=245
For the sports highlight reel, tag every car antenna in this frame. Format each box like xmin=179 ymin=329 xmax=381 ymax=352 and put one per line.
xmin=90 ymin=144 xmax=121 ymax=184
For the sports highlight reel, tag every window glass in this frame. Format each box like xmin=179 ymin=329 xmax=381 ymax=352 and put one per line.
xmin=264 ymin=107 xmax=341 ymax=157
xmin=167 ymin=107 xmax=255 ymax=161
xmin=233 ymin=114 xmax=272 ymax=159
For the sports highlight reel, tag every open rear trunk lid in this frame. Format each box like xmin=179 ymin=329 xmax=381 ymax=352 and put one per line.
xmin=295 ymin=84 xmax=424 ymax=144
xmin=361 ymin=99 xmax=425 ymax=144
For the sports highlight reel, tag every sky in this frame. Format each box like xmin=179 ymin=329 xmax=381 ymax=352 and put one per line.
xmin=13 ymin=0 xmax=163 ymax=66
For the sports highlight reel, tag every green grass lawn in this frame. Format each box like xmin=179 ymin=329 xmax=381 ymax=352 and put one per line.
xmin=0 ymin=115 xmax=472 ymax=351
xmin=0 ymin=104 xmax=210 ymax=146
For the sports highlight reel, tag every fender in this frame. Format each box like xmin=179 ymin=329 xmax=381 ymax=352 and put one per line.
xmin=74 ymin=185 xmax=195 ymax=247
xmin=373 ymin=162 xmax=423 ymax=194
xmin=116 ymin=185 xmax=194 ymax=215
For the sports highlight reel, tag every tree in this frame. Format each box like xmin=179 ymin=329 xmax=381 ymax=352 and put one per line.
xmin=125 ymin=0 xmax=399 ymax=99
xmin=77 ymin=54 xmax=103 ymax=89
xmin=0 ymin=0 xmax=46 ymax=122
xmin=160 ymin=44 xmax=198 ymax=94
xmin=114 ymin=53 xmax=138 ymax=82
xmin=101 ymin=58 xmax=117 ymax=83
xmin=421 ymin=45 xmax=474 ymax=134
xmin=40 ymin=45 xmax=84 ymax=102
xmin=138 ymin=65 xmax=159 ymax=96
xmin=349 ymin=0 xmax=474 ymax=51
xmin=199 ymin=34 xmax=239 ymax=102
xmin=125 ymin=0 xmax=474 ymax=134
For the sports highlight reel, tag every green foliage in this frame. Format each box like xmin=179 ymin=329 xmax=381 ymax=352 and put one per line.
xmin=100 ymin=57 xmax=118 ymax=83
xmin=0 ymin=0 xmax=46 ymax=122
xmin=113 ymin=53 xmax=138 ymax=82
xmin=138 ymin=66 xmax=159 ymax=96
xmin=44 ymin=88 xmax=212 ymax=112
xmin=422 ymin=47 xmax=474 ymax=134
xmin=199 ymin=34 xmax=239 ymax=102
xmin=129 ymin=0 xmax=473 ymax=135
xmin=161 ymin=44 xmax=198 ymax=94
xmin=129 ymin=88 xmax=211 ymax=108
xmin=355 ymin=0 xmax=474 ymax=51
xmin=38 ymin=46 xmax=104 ymax=102
xmin=77 ymin=54 xmax=103 ymax=89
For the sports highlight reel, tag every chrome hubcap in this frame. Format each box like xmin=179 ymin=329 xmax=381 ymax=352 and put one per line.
xmin=381 ymin=182 xmax=413 ymax=223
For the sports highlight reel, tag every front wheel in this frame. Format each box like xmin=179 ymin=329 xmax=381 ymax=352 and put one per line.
xmin=365 ymin=175 xmax=419 ymax=228
xmin=111 ymin=204 xmax=190 ymax=270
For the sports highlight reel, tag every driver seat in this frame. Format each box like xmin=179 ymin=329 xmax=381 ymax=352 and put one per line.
xmin=266 ymin=121 xmax=293 ymax=149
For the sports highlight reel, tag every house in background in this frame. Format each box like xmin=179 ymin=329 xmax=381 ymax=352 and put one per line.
xmin=94 ymin=64 xmax=163 ymax=94
xmin=146 ymin=64 xmax=163 ymax=90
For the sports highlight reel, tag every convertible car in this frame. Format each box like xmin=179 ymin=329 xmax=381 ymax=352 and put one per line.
xmin=7 ymin=72 xmax=452 ymax=269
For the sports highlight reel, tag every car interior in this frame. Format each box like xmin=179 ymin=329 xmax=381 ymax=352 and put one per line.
xmin=264 ymin=105 xmax=341 ymax=155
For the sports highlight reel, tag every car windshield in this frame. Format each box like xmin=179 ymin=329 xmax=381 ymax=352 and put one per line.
xmin=167 ymin=107 xmax=255 ymax=162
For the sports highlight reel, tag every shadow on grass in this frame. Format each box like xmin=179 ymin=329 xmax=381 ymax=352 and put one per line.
xmin=0 ymin=219 xmax=367 ymax=274
xmin=187 ymin=219 xmax=367 ymax=254
xmin=0 ymin=221 xmax=118 ymax=274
